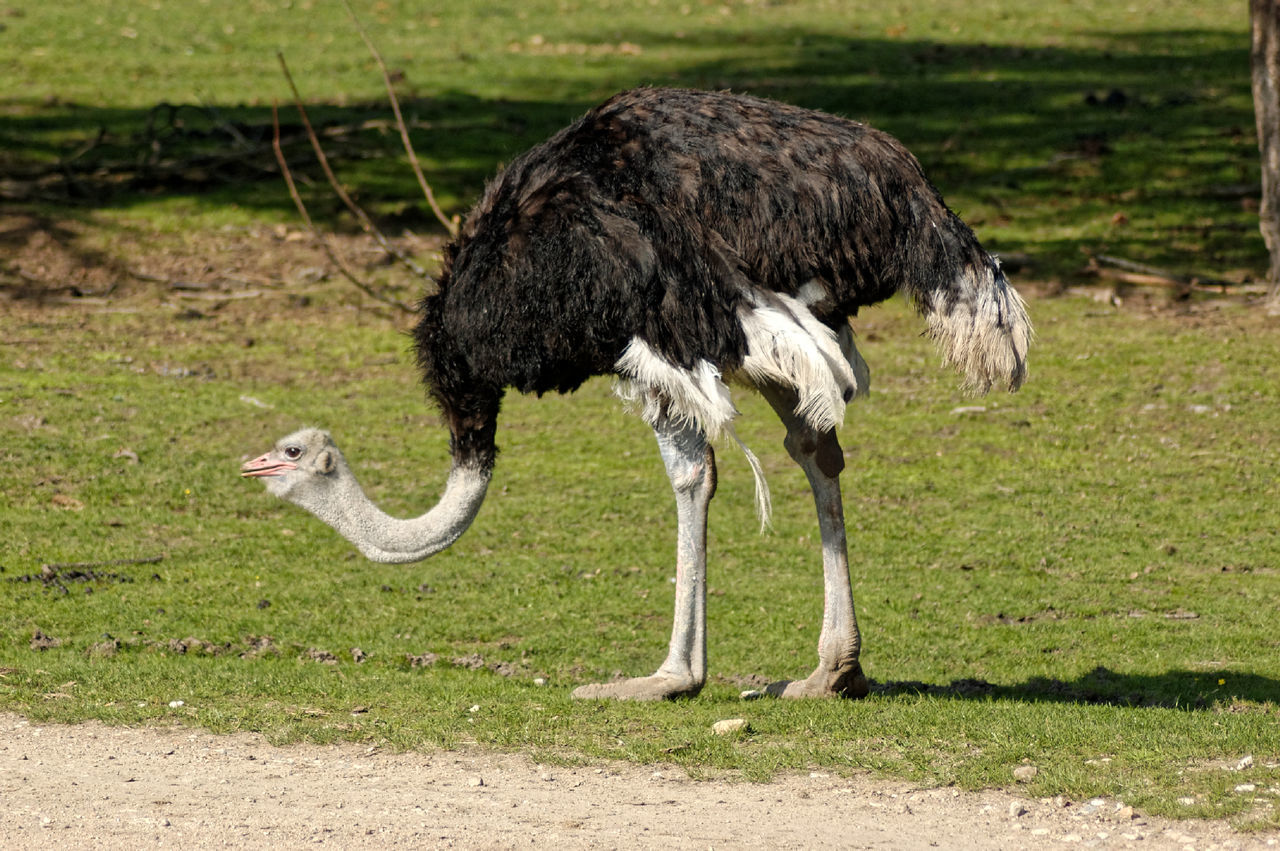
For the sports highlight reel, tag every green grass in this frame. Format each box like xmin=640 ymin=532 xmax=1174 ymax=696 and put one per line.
xmin=0 ymin=0 xmax=1263 ymax=282
xmin=2 ymin=291 xmax=1279 ymax=827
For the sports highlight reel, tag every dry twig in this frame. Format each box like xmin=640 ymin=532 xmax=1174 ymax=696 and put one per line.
xmin=276 ymin=52 xmax=430 ymax=282
xmin=1089 ymin=254 xmax=1234 ymax=293
xmin=340 ymin=0 xmax=458 ymax=237
xmin=271 ymin=100 xmax=413 ymax=313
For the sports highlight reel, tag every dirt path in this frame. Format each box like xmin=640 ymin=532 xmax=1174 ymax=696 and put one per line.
xmin=1 ymin=715 xmax=1275 ymax=849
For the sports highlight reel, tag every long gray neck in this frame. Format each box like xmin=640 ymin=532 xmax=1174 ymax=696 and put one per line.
xmin=299 ymin=462 xmax=491 ymax=564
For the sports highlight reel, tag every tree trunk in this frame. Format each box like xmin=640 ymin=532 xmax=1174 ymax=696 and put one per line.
xmin=1251 ymin=0 xmax=1280 ymax=309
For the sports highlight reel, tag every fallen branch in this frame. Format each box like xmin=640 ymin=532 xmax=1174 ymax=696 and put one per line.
xmin=341 ymin=0 xmax=458 ymax=237
xmin=128 ymin=268 xmax=170 ymax=284
xmin=1088 ymin=254 xmax=1235 ymax=293
xmin=271 ymin=101 xmax=414 ymax=314
xmin=173 ymin=289 xmax=265 ymax=301
xmin=41 ymin=555 xmax=164 ymax=572
xmin=276 ymin=52 xmax=430 ymax=283
xmin=194 ymin=98 xmax=252 ymax=148
xmin=2 ymin=105 xmax=460 ymax=207
xmin=60 ymin=127 xmax=107 ymax=168
xmin=5 ymin=120 xmax=413 ymax=187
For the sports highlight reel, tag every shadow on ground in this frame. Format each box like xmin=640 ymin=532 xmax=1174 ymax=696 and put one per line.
xmin=0 ymin=25 xmax=1259 ymax=282
xmin=872 ymin=665 xmax=1280 ymax=710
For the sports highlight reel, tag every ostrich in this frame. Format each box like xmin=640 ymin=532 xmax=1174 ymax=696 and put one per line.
xmin=242 ymin=87 xmax=1030 ymax=701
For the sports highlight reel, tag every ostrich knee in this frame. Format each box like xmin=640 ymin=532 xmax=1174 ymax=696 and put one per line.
xmin=783 ymin=429 xmax=845 ymax=479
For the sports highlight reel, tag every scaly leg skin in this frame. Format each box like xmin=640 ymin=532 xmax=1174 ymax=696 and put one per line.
xmin=571 ymin=416 xmax=715 ymax=701
xmin=760 ymin=384 xmax=870 ymax=700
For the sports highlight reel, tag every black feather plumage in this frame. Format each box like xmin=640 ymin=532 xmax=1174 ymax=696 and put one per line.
xmin=414 ymin=87 xmax=1009 ymax=469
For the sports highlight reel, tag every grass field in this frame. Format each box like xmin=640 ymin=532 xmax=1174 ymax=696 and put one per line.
xmin=2 ymin=0 xmax=1279 ymax=831
xmin=4 ymin=289 xmax=1278 ymax=825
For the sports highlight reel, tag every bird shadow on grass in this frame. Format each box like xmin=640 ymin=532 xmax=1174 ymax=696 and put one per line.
xmin=870 ymin=666 xmax=1280 ymax=711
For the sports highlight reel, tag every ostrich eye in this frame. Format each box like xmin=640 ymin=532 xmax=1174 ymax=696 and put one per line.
xmin=283 ymin=446 xmax=302 ymax=460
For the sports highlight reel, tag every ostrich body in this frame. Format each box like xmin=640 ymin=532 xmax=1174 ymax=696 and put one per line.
xmin=242 ymin=88 xmax=1030 ymax=701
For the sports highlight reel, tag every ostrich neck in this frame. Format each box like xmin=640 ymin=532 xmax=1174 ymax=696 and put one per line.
xmin=305 ymin=462 xmax=491 ymax=564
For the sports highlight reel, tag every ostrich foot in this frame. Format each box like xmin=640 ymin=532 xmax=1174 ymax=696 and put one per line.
xmin=765 ymin=661 xmax=869 ymax=699
xmin=571 ymin=674 xmax=703 ymax=701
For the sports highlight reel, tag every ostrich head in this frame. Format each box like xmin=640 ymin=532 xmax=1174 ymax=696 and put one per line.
xmin=241 ymin=428 xmax=342 ymax=502
xmin=240 ymin=427 xmax=491 ymax=564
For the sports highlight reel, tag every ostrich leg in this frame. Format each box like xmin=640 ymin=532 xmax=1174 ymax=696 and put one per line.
xmin=760 ymin=384 xmax=870 ymax=699
xmin=572 ymin=415 xmax=714 ymax=700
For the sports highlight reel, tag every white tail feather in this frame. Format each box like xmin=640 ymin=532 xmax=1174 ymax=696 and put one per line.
xmin=614 ymin=295 xmax=871 ymax=531
xmin=615 ymin=338 xmax=772 ymax=525
xmin=615 ymin=338 xmax=737 ymax=437
xmin=925 ymin=263 xmax=1031 ymax=394
xmin=736 ymin=293 xmax=865 ymax=432
xmin=729 ymin=429 xmax=772 ymax=530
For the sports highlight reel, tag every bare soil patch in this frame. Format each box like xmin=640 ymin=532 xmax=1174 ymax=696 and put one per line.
xmin=0 ymin=205 xmax=435 ymax=315
xmin=2 ymin=714 xmax=1275 ymax=850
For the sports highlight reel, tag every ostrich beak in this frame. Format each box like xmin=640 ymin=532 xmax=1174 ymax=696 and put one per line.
xmin=240 ymin=453 xmax=297 ymax=478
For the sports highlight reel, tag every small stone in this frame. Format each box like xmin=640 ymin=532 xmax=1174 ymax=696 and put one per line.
xmin=1008 ymin=802 xmax=1027 ymax=818
xmin=466 ymin=776 xmax=484 ymax=788
xmin=533 ymin=677 xmax=547 ymax=686
xmin=739 ymin=689 xmax=765 ymax=700
xmin=1238 ymin=754 xmax=1255 ymax=770
xmin=1177 ymin=796 xmax=1196 ymax=806
xmin=540 ymin=772 xmax=555 ymax=782
xmin=1236 ymin=783 xmax=1258 ymax=793
xmin=1031 ymin=828 xmax=1050 ymax=837
xmin=168 ymin=700 xmax=185 ymax=708
xmin=1012 ymin=765 xmax=1038 ymax=782
xmin=1062 ymin=834 xmax=1082 ymax=843
xmin=712 ymin=718 xmax=750 ymax=736
xmin=1116 ymin=805 xmax=1136 ymax=821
